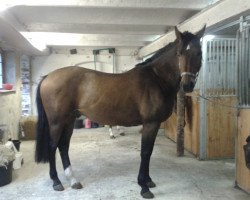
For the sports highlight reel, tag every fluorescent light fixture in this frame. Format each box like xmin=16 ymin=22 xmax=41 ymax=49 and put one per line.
xmin=0 ymin=4 xmax=11 ymax=12
xmin=20 ymin=32 xmax=84 ymax=51
xmin=20 ymin=32 xmax=47 ymax=51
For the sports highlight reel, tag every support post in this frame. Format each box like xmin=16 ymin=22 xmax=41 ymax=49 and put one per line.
xmin=177 ymin=89 xmax=185 ymax=156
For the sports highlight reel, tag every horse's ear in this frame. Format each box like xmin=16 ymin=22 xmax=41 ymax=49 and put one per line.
xmin=175 ymin=26 xmax=183 ymax=41
xmin=246 ymin=135 xmax=250 ymax=143
xmin=175 ymin=26 xmax=183 ymax=56
xmin=196 ymin=25 xmax=206 ymax=38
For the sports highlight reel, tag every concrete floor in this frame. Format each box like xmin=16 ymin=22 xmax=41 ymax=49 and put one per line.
xmin=0 ymin=126 xmax=249 ymax=200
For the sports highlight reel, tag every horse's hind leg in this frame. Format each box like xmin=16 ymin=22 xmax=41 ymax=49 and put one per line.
xmin=138 ymin=122 xmax=160 ymax=199
xmin=58 ymin=121 xmax=83 ymax=189
xmin=49 ymin=124 xmax=64 ymax=191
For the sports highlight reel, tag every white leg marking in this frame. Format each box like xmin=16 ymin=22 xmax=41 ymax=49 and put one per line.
xmin=109 ymin=127 xmax=113 ymax=137
xmin=109 ymin=127 xmax=115 ymax=138
xmin=65 ymin=165 xmax=78 ymax=186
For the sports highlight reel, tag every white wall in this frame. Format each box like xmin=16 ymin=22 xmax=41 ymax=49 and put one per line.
xmin=0 ymin=52 xmax=22 ymax=140
xmin=31 ymin=48 xmax=141 ymax=114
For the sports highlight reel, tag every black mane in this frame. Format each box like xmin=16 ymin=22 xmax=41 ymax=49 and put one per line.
xmin=137 ymin=31 xmax=197 ymax=67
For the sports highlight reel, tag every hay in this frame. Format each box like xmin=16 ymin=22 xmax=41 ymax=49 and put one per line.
xmin=0 ymin=145 xmax=15 ymax=167
xmin=20 ymin=116 xmax=37 ymax=140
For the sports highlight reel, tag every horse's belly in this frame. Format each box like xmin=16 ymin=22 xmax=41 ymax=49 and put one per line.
xmin=79 ymin=105 xmax=141 ymax=126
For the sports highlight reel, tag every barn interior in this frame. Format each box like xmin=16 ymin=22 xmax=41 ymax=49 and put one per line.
xmin=0 ymin=0 xmax=250 ymax=199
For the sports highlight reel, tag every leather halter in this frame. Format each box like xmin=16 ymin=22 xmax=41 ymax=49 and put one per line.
xmin=181 ymin=72 xmax=197 ymax=78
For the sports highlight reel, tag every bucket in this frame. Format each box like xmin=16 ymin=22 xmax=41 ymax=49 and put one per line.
xmin=0 ymin=161 xmax=13 ymax=187
xmin=13 ymin=152 xmax=23 ymax=170
xmin=85 ymin=118 xmax=91 ymax=129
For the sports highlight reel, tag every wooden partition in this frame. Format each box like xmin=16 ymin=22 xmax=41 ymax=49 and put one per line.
xmin=206 ymin=97 xmax=237 ymax=159
xmin=236 ymin=109 xmax=250 ymax=193
xmin=165 ymin=94 xmax=236 ymax=159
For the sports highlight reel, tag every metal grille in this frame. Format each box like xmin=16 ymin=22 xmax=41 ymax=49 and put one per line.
xmin=237 ymin=22 xmax=250 ymax=107
xmin=195 ymin=38 xmax=237 ymax=97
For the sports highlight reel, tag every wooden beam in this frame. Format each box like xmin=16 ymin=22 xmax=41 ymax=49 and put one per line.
xmin=138 ymin=0 xmax=250 ymax=58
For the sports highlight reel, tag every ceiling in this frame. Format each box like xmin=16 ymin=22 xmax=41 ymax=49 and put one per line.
xmin=0 ymin=0 xmax=221 ymax=54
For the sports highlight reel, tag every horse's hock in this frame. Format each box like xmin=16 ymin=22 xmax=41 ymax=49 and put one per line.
xmin=19 ymin=116 xmax=37 ymax=140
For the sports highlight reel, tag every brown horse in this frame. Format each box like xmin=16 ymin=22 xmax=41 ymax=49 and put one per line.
xmin=35 ymin=26 xmax=205 ymax=199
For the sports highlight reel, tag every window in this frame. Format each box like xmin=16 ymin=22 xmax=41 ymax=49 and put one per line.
xmin=0 ymin=51 xmax=16 ymax=91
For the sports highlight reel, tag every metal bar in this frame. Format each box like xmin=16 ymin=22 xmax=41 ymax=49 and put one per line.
xmin=242 ymin=27 xmax=247 ymax=106
xmin=221 ymin=39 xmax=224 ymax=93
xmin=236 ymin=29 xmax=241 ymax=105
xmin=199 ymin=39 xmax=208 ymax=160
xmin=209 ymin=40 xmax=212 ymax=94
xmin=230 ymin=39 xmax=233 ymax=94
xmin=225 ymin=39 xmax=230 ymax=95
xmin=248 ymin=27 xmax=250 ymax=105
xmin=239 ymin=29 xmax=243 ymax=105
xmin=216 ymin=40 xmax=219 ymax=96
xmin=246 ymin=27 xmax=250 ymax=105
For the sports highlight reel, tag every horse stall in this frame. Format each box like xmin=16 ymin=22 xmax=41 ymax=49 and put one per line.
xmin=165 ymin=36 xmax=238 ymax=160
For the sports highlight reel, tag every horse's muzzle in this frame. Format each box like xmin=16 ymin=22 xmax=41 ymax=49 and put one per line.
xmin=181 ymin=81 xmax=195 ymax=93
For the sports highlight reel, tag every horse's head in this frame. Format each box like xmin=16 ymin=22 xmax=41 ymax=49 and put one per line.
xmin=243 ymin=135 xmax=250 ymax=169
xmin=175 ymin=26 xmax=206 ymax=93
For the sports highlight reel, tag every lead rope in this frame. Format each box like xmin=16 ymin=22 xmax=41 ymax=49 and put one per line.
xmin=188 ymin=92 xmax=239 ymax=109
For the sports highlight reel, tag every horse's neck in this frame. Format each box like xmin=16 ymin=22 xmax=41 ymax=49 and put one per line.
xmin=150 ymin=48 xmax=180 ymax=93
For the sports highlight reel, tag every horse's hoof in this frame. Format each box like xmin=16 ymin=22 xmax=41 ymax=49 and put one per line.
xmin=71 ymin=182 xmax=83 ymax=189
xmin=141 ymin=190 xmax=154 ymax=199
xmin=120 ymin=132 xmax=125 ymax=136
xmin=146 ymin=181 xmax=156 ymax=188
xmin=53 ymin=184 xmax=64 ymax=191
xmin=110 ymin=135 xmax=116 ymax=139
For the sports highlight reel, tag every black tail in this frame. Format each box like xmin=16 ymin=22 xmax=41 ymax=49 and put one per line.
xmin=35 ymin=76 xmax=50 ymax=163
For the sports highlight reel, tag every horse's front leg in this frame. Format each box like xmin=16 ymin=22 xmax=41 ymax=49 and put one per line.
xmin=138 ymin=122 xmax=160 ymax=199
